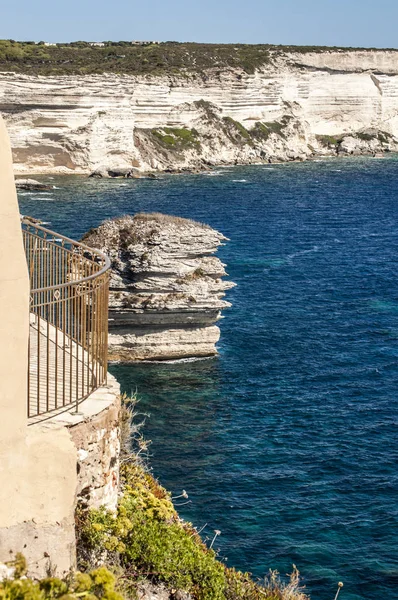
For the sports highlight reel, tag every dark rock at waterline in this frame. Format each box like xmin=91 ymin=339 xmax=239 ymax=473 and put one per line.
xmin=107 ymin=167 xmax=137 ymax=178
xmin=89 ymin=169 xmax=108 ymax=178
xmin=89 ymin=167 xmax=143 ymax=179
xmin=15 ymin=178 xmax=54 ymax=191
xmin=89 ymin=168 xmax=159 ymax=179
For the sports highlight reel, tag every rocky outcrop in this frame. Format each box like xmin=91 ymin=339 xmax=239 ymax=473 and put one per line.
xmin=2 ymin=49 xmax=398 ymax=173
xmin=137 ymin=582 xmax=192 ymax=600
xmin=89 ymin=167 xmax=158 ymax=178
xmin=15 ymin=178 xmax=54 ymax=190
xmin=82 ymin=213 xmax=234 ymax=361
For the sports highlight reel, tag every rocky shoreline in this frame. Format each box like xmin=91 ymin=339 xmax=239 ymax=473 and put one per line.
xmin=14 ymin=138 xmax=394 ymax=182
xmin=14 ymin=145 xmax=393 ymax=183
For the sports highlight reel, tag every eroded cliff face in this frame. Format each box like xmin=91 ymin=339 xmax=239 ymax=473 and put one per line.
xmin=2 ymin=49 xmax=398 ymax=173
xmin=82 ymin=213 xmax=234 ymax=361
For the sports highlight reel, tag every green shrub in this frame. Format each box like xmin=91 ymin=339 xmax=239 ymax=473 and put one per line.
xmin=224 ymin=568 xmax=267 ymax=600
xmin=78 ymin=463 xmax=225 ymax=598
xmin=250 ymin=121 xmax=272 ymax=141
xmin=378 ymin=131 xmax=390 ymax=143
xmin=77 ymin=463 xmax=307 ymax=600
xmin=262 ymin=121 xmax=286 ymax=138
xmin=151 ymin=127 xmax=200 ymax=150
xmin=222 ymin=117 xmax=251 ymax=141
xmin=0 ymin=566 xmax=124 ymax=600
xmin=316 ymin=134 xmax=343 ymax=146
xmin=122 ymin=517 xmax=226 ymax=598
xmin=249 ymin=119 xmax=291 ymax=142
xmin=356 ymin=132 xmax=374 ymax=141
xmin=194 ymin=99 xmax=219 ymax=120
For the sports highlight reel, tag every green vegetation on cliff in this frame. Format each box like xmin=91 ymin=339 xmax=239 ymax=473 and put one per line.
xmin=76 ymin=462 xmax=307 ymax=600
xmin=356 ymin=130 xmax=392 ymax=143
xmin=143 ymin=113 xmax=292 ymax=156
xmin=0 ymin=396 xmax=307 ymax=600
xmin=316 ymin=130 xmax=393 ymax=147
xmin=151 ymin=127 xmax=201 ymax=149
xmin=0 ymin=39 xmax=396 ymax=76
xmin=315 ymin=134 xmax=343 ymax=147
xmin=75 ymin=395 xmax=308 ymax=600
xmin=0 ymin=556 xmax=124 ymax=600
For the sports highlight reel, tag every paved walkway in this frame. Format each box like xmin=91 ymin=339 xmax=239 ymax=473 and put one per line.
xmin=28 ymin=318 xmax=97 ymax=421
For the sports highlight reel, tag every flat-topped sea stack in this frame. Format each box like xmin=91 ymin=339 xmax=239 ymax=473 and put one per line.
xmin=82 ymin=213 xmax=235 ymax=361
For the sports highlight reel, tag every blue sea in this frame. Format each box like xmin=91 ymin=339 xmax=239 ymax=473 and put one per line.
xmin=19 ymin=157 xmax=398 ymax=600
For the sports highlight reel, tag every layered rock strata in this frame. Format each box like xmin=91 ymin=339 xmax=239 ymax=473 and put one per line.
xmin=2 ymin=49 xmax=398 ymax=173
xmin=82 ymin=213 xmax=234 ymax=361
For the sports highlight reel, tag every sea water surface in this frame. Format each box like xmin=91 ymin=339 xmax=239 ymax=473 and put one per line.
xmin=19 ymin=157 xmax=398 ymax=600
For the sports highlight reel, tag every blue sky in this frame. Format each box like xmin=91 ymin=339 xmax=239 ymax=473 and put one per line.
xmin=1 ymin=0 xmax=397 ymax=47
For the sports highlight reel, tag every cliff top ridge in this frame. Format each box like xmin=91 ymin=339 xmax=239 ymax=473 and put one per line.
xmin=1 ymin=39 xmax=398 ymax=76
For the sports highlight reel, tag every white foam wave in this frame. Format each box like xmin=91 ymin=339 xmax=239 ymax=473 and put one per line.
xmin=143 ymin=356 xmax=216 ymax=364
xmin=287 ymin=246 xmax=319 ymax=261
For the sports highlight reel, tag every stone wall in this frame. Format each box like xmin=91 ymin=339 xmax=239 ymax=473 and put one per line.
xmin=68 ymin=375 xmax=121 ymax=511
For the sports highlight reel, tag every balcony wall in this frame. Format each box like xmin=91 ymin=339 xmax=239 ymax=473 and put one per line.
xmin=0 ymin=116 xmax=120 ymax=577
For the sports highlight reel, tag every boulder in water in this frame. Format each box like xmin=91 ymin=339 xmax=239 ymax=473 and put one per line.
xmin=15 ymin=178 xmax=54 ymax=191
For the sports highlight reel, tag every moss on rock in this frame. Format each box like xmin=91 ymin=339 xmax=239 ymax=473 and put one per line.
xmin=315 ymin=134 xmax=343 ymax=147
xmin=151 ymin=127 xmax=201 ymax=150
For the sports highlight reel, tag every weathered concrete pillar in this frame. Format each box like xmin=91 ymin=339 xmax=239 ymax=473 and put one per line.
xmin=0 ymin=115 xmax=29 ymax=444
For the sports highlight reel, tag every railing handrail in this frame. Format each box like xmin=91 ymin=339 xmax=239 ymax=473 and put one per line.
xmin=22 ymin=217 xmax=110 ymax=421
xmin=21 ymin=217 xmax=111 ymax=293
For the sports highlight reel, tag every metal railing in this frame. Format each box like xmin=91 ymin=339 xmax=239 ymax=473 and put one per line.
xmin=22 ymin=218 xmax=110 ymax=421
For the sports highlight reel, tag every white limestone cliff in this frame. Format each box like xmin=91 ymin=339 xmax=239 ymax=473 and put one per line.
xmin=82 ymin=213 xmax=234 ymax=361
xmin=2 ymin=49 xmax=398 ymax=173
